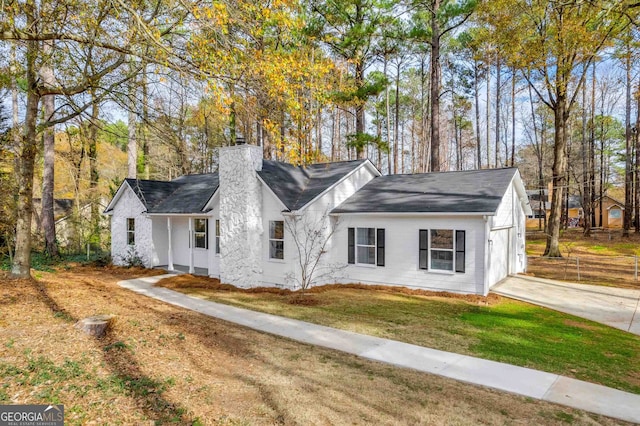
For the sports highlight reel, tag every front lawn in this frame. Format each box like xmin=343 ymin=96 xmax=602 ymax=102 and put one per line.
xmin=157 ymin=275 xmax=640 ymax=395
xmin=2 ymin=266 xmax=616 ymax=425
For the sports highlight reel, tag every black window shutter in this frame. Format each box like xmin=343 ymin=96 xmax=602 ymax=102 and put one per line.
xmin=419 ymin=230 xmax=428 ymax=269
xmin=376 ymin=228 xmax=385 ymax=267
xmin=205 ymin=219 xmax=209 ymax=250
xmin=348 ymin=228 xmax=355 ymax=264
xmin=455 ymin=230 xmax=465 ymax=273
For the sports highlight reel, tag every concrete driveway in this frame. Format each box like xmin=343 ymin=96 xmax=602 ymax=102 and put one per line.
xmin=492 ymin=275 xmax=640 ymax=335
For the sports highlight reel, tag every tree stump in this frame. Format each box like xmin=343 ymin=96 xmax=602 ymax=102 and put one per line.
xmin=75 ymin=315 xmax=114 ymax=338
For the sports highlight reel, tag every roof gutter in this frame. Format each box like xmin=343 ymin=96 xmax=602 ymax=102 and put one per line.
xmin=329 ymin=211 xmax=496 ymax=217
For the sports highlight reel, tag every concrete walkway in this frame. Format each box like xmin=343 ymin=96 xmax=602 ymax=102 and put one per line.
xmin=119 ymin=275 xmax=640 ymax=424
xmin=493 ymin=275 xmax=640 ymax=335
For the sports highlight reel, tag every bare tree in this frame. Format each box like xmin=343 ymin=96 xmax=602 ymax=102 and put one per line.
xmin=284 ymin=211 xmax=346 ymax=291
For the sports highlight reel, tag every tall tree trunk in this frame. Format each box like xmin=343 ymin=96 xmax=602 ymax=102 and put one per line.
xmin=12 ymin=3 xmax=40 ymax=277
xmin=623 ymin=42 xmax=633 ymax=237
xmin=590 ymin=63 xmax=597 ymax=228
xmin=486 ymin=61 xmax=491 ymax=168
xmin=544 ymin=98 xmax=568 ymax=258
xmin=474 ymin=59 xmax=482 ymax=169
xmin=355 ymin=61 xmax=366 ymax=159
xmin=89 ymin=92 xmax=100 ymax=243
xmin=429 ymin=19 xmax=441 ymax=171
xmin=394 ymin=63 xmax=401 ymax=174
xmin=581 ymin=69 xmax=591 ymax=236
xmin=635 ymin=87 xmax=640 ymax=234
xmin=384 ymin=58 xmax=392 ymax=174
xmin=511 ymin=69 xmax=516 ymax=166
xmin=127 ymin=69 xmax=137 ymax=179
xmin=495 ymin=54 xmax=501 ymax=168
xmin=141 ymin=63 xmax=150 ymax=179
xmin=41 ymin=40 xmax=59 ymax=258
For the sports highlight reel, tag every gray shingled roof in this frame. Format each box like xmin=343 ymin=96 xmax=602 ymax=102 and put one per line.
xmin=109 ymin=159 xmax=365 ymax=214
xmin=124 ymin=178 xmax=181 ymax=211
xmin=332 ymin=168 xmax=519 ymax=214
xmin=151 ymin=174 xmax=219 ymax=213
xmin=259 ymin=159 xmax=368 ymax=211
xmin=120 ymin=175 xmax=219 ymax=214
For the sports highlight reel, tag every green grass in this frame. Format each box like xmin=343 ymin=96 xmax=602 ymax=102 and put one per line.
xmin=177 ymin=287 xmax=640 ymax=394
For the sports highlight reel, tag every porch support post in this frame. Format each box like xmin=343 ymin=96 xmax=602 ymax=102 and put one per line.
xmin=167 ymin=217 xmax=174 ymax=271
xmin=188 ymin=217 xmax=195 ymax=273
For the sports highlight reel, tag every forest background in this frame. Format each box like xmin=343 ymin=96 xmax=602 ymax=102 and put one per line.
xmin=1 ymin=0 xmax=639 ymax=277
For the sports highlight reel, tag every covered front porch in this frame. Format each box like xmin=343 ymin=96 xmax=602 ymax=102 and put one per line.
xmin=151 ymin=215 xmax=218 ymax=277
xmin=155 ymin=264 xmax=209 ymax=276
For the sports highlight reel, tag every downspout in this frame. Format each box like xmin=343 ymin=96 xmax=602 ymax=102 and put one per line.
xmin=188 ymin=217 xmax=194 ymax=274
xmin=483 ymin=215 xmax=491 ymax=296
xmin=167 ymin=217 xmax=174 ymax=271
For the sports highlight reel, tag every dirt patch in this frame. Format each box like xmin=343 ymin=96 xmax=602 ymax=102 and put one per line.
xmin=287 ymin=294 xmax=322 ymax=306
xmin=0 ymin=266 xmax=631 ymax=425
xmin=563 ymin=319 xmax=598 ymax=331
xmin=156 ymin=274 xmax=501 ymax=305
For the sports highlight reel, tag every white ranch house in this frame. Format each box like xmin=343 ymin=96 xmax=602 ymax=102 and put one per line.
xmin=105 ymin=144 xmax=532 ymax=295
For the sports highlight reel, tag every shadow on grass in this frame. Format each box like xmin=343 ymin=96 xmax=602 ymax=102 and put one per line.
xmin=32 ymin=278 xmax=195 ymax=424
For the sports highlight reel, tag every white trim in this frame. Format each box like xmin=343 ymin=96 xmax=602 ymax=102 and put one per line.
xmin=167 ymin=217 xmax=174 ymax=271
xmin=257 ymin=175 xmax=290 ymax=211
xmin=606 ymin=204 xmax=624 ymax=211
xmin=491 ymin=225 xmax=514 ymax=231
xmin=511 ymin=170 xmax=533 ymax=216
xmin=146 ymin=212 xmax=215 ymax=217
xmin=355 ymin=227 xmax=377 ymax=266
xmin=104 ymin=181 xmax=145 ymax=215
xmin=296 ymin=160 xmax=381 ymax=213
xmin=188 ymin=217 xmax=194 ymax=274
xmin=331 ymin=211 xmax=495 ymax=217
xmin=201 ymin=189 xmax=220 ymax=212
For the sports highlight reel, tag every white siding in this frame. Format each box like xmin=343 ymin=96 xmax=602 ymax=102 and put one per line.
xmin=268 ymin=163 xmax=379 ymax=289
xmin=170 ymin=217 xmax=210 ymax=270
xmin=305 ymin=164 xmax=379 ymax=214
xmin=488 ymin=228 xmax=509 ymax=287
xmin=260 ymin=186 xmax=288 ymax=287
xmin=492 ymin=181 xmax=515 ymax=230
xmin=486 ymin=178 xmax=529 ymax=288
xmin=330 ymin=215 xmax=486 ymax=295
xmin=110 ymin=185 xmax=155 ymax=267
xmin=152 ymin=217 xmax=168 ymax=266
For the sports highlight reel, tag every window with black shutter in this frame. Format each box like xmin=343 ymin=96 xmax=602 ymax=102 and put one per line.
xmin=455 ymin=230 xmax=465 ymax=273
xmin=376 ymin=229 xmax=385 ymax=266
xmin=419 ymin=230 xmax=428 ymax=269
xmin=349 ymin=227 xmax=385 ymax=266
xmin=348 ymin=228 xmax=355 ymax=264
xmin=419 ymin=229 xmax=466 ymax=273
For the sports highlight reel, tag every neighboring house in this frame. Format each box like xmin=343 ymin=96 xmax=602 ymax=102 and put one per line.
xmin=105 ymin=144 xmax=531 ymax=295
xmin=33 ymin=198 xmax=107 ymax=249
xmin=525 ymin=184 xmax=624 ymax=229
xmin=593 ymin=195 xmax=625 ymax=229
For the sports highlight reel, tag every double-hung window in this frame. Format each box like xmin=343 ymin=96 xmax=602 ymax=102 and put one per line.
xmin=126 ymin=218 xmax=135 ymax=245
xmin=194 ymin=218 xmax=208 ymax=249
xmin=269 ymin=220 xmax=284 ymax=260
xmin=215 ymin=219 xmax=220 ymax=254
xmin=419 ymin=229 xmax=465 ymax=273
xmin=347 ymin=227 xmax=385 ymax=266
